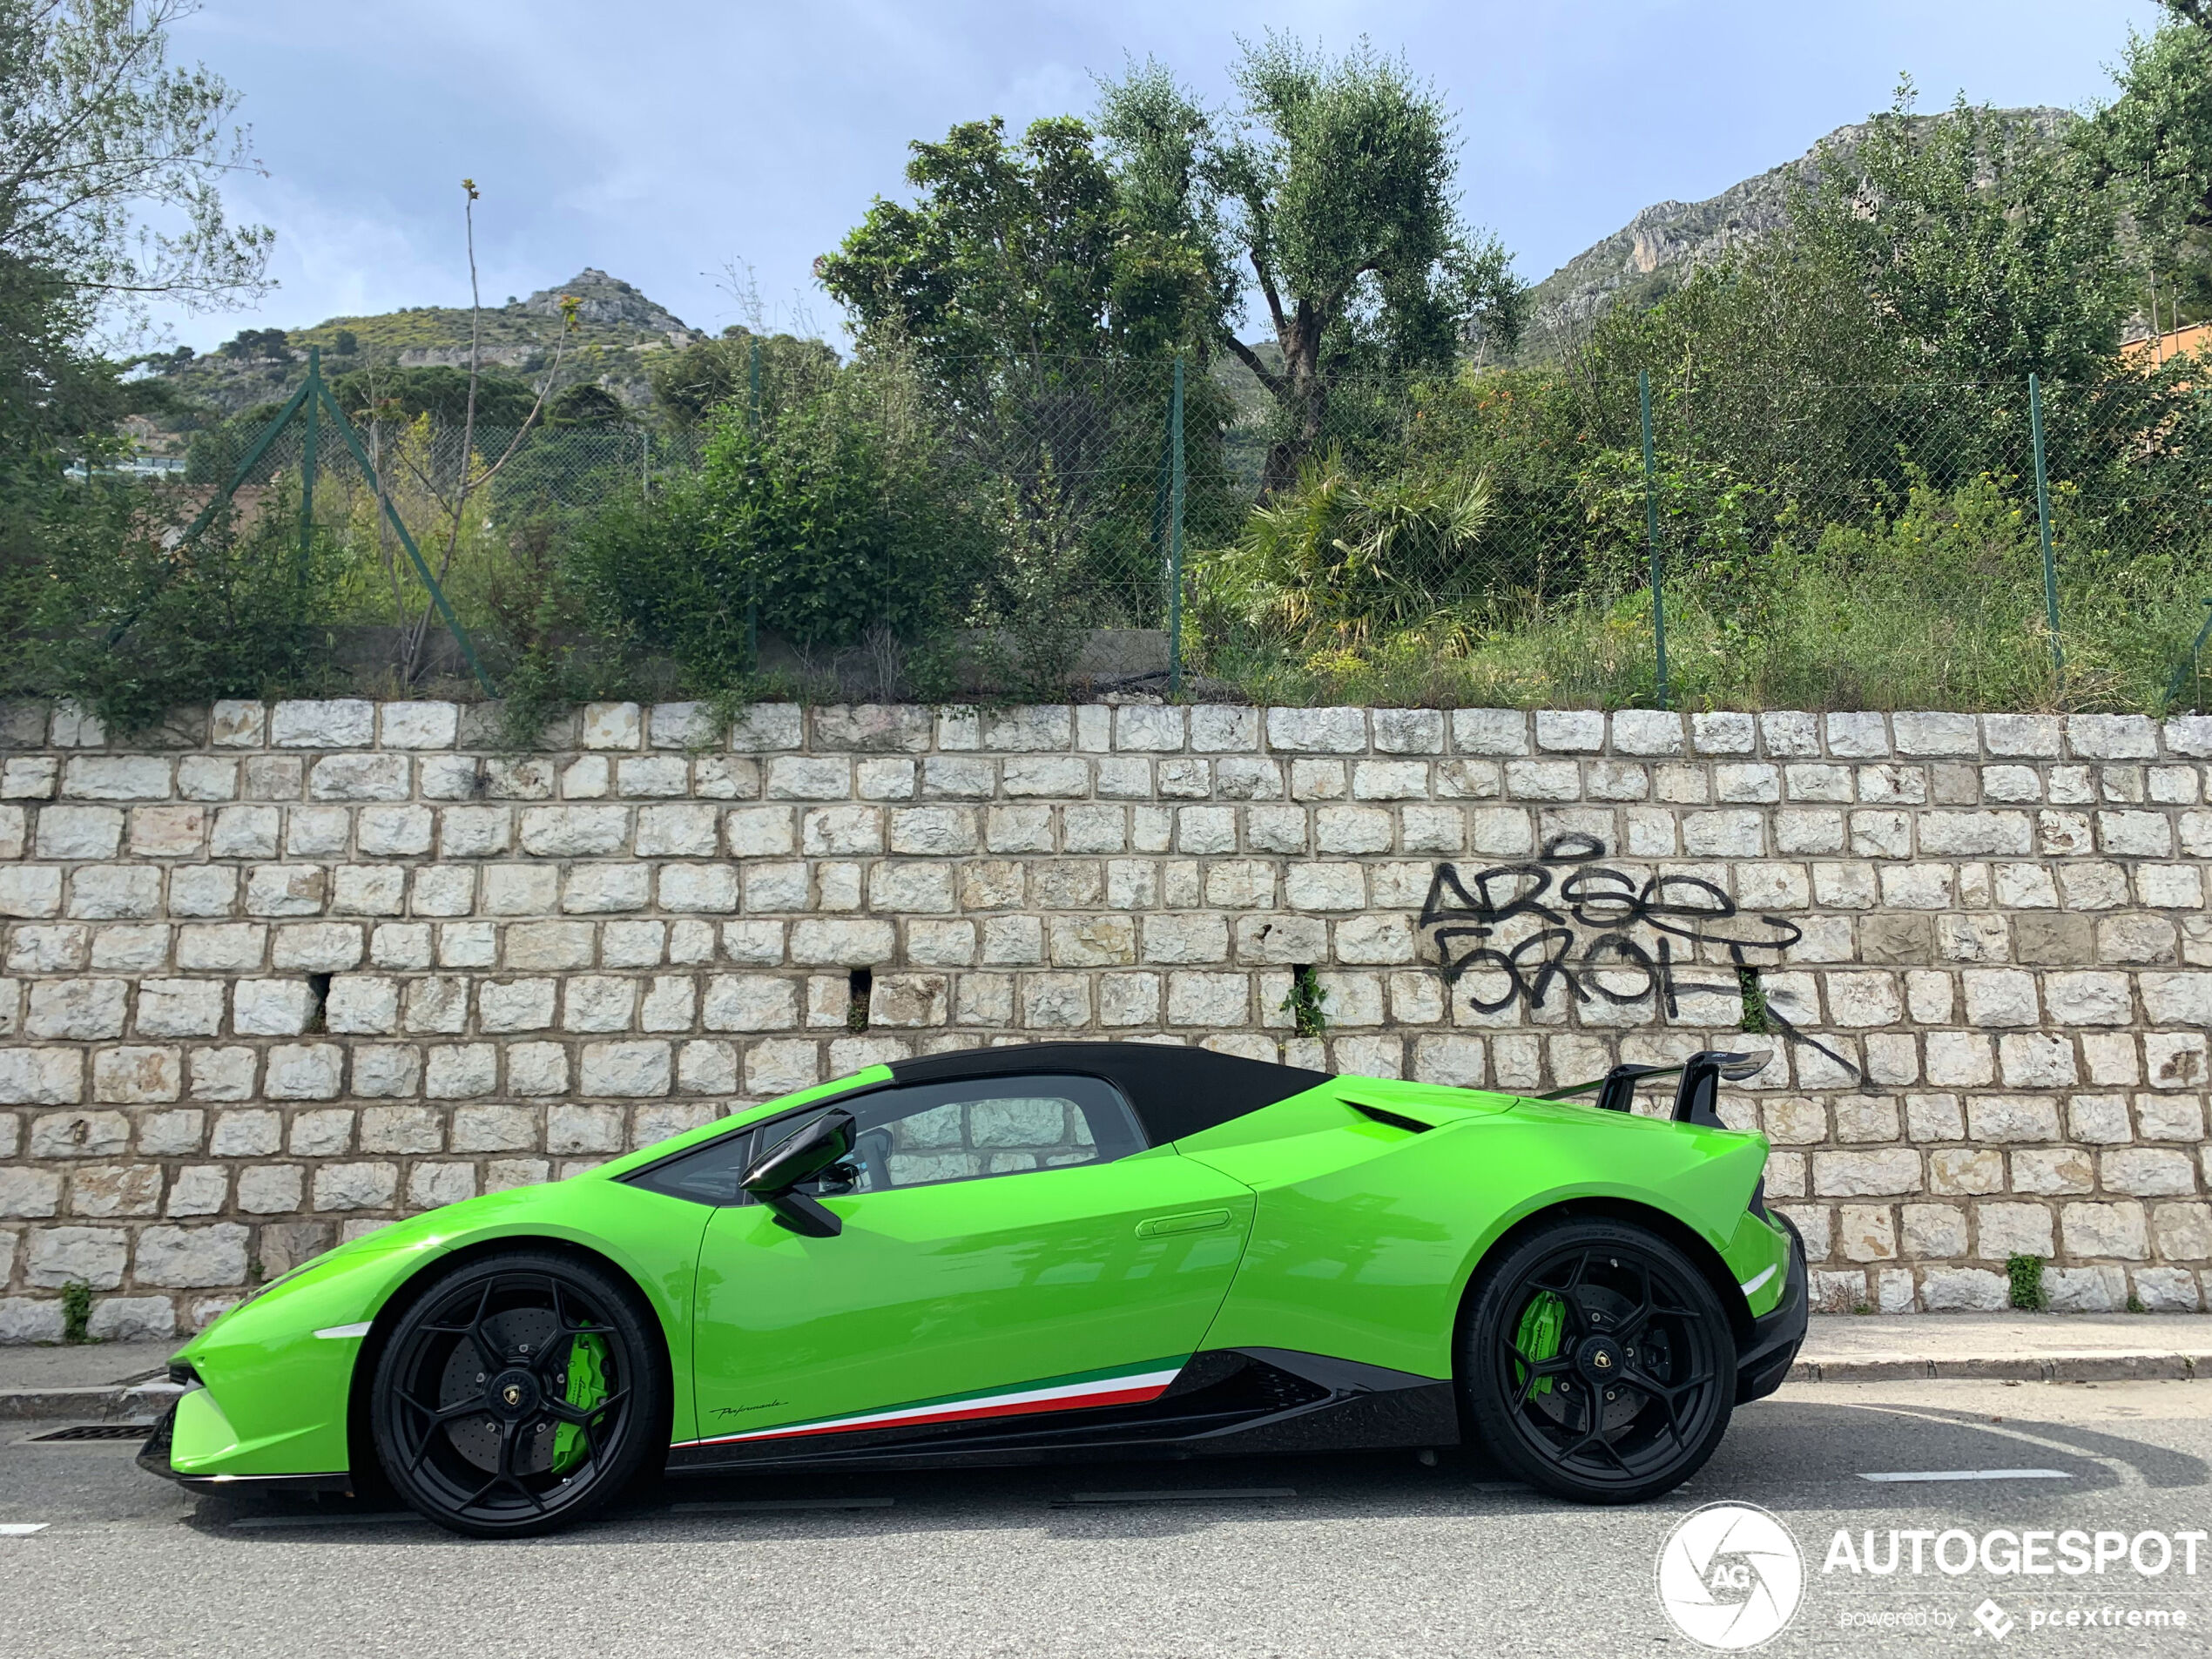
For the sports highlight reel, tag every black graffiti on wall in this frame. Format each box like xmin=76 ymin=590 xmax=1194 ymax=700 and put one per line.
xmin=1416 ymin=832 xmax=1860 ymax=1082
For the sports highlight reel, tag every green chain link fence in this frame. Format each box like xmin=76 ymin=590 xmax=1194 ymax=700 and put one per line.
xmin=89 ymin=348 xmax=2212 ymax=713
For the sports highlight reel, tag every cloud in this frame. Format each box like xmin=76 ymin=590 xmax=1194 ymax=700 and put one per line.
xmin=157 ymin=0 xmax=2166 ymax=352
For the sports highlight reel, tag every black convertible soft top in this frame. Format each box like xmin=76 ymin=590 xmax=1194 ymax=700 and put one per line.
xmin=888 ymin=1042 xmax=1331 ymax=1145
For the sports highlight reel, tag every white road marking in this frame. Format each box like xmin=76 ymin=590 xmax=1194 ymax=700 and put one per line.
xmin=1063 ymin=1487 xmax=1297 ymax=1504
xmin=0 ymin=1523 xmax=50 ymax=1535
xmin=671 ymin=1498 xmax=894 ymax=1513
xmin=1858 ymin=1468 xmax=2070 ymax=1483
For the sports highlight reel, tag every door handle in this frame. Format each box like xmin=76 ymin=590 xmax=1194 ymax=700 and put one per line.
xmin=1136 ymin=1209 xmax=1232 ymax=1238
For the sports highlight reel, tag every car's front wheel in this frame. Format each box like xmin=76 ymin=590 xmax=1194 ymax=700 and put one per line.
xmin=370 ymin=1251 xmax=665 ymax=1537
xmin=1460 ymin=1217 xmax=1736 ymax=1504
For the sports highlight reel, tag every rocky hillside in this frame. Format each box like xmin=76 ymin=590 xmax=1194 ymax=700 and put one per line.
xmin=144 ymin=269 xmax=704 ymax=421
xmin=1518 ymin=107 xmax=2076 ymax=356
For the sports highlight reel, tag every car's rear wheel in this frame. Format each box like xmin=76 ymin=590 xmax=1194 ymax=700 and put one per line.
xmin=371 ymin=1251 xmax=664 ymax=1538
xmin=1460 ymin=1217 xmax=1735 ymax=1504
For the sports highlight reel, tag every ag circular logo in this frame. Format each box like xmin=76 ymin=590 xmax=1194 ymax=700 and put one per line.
xmin=1655 ymin=1502 xmax=1804 ymax=1650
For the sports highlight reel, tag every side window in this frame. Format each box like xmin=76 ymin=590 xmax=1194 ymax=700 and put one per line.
xmin=794 ymin=1075 xmax=1144 ymax=1197
xmin=623 ymin=1127 xmax=755 ymax=1206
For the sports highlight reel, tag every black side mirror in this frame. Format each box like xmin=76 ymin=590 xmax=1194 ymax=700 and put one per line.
xmin=741 ymin=1109 xmax=856 ymax=1237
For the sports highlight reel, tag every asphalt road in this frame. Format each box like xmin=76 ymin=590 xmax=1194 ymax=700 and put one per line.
xmin=4 ymin=1377 xmax=2211 ymax=1658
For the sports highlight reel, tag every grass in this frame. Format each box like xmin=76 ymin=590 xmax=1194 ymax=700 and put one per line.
xmin=1192 ymin=475 xmax=2212 ymax=715
xmin=60 ymin=1279 xmax=94 ymax=1345
xmin=2006 ymin=1253 xmax=2049 ymax=1312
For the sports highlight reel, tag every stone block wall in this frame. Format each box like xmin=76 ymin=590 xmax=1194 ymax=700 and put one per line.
xmin=3 ymin=695 xmax=2211 ymax=1339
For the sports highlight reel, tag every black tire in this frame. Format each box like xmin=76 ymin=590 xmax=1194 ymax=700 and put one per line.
xmin=1460 ymin=1217 xmax=1736 ymax=1504
xmin=370 ymin=1251 xmax=666 ymax=1538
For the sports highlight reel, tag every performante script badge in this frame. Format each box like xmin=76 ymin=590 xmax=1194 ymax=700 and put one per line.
xmin=1656 ymin=1502 xmax=1804 ymax=1651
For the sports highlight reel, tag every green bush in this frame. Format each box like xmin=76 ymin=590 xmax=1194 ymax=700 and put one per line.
xmin=60 ymin=1278 xmax=94 ymax=1345
xmin=570 ymin=362 xmax=986 ymax=687
xmin=2006 ymin=1252 xmax=2049 ymax=1312
xmin=2 ymin=480 xmax=341 ymax=733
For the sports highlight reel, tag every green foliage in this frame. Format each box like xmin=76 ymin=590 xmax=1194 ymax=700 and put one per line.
xmin=1211 ymin=464 xmax=2212 ymax=717
xmin=2 ymin=479 xmax=341 ymax=733
xmin=1795 ymin=86 xmax=2129 ymax=387
xmin=1279 ymin=965 xmax=1330 ymax=1038
xmin=1198 ymin=448 xmax=1493 ymax=640
xmin=1097 ymin=37 xmax=1521 ymax=485
xmin=0 ymin=0 xmax=273 ymax=324
xmin=571 ymin=358 xmax=983 ymax=685
xmin=218 ymin=327 xmax=290 ymax=361
xmin=819 ymin=115 xmax=1215 ymax=376
xmin=0 ymin=253 xmax=119 ymax=497
xmin=2006 ymin=1253 xmax=2049 ymax=1312
xmin=328 ymin=365 xmax=540 ymax=426
xmin=544 ymin=383 xmax=628 ymax=427
xmin=59 ymin=1278 xmax=93 ymax=1345
xmin=2087 ymin=17 xmax=2212 ymax=318
xmin=1737 ymin=968 xmax=1772 ymax=1035
xmin=644 ymin=327 xmax=839 ymax=428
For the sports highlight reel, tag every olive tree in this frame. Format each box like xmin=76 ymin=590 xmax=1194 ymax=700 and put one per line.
xmin=1098 ymin=36 xmax=1522 ymax=489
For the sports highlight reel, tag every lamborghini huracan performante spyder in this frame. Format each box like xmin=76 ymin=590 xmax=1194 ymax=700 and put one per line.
xmin=139 ymin=1042 xmax=1807 ymax=1536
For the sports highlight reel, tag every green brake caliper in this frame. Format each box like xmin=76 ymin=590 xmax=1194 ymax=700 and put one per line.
xmin=1514 ymin=1292 xmax=1566 ymax=1399
xmin=550 ymin=1333 xmax=609 ymax=1474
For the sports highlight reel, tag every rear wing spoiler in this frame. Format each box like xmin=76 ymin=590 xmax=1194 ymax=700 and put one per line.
xmin=1540 ymin=1050 xmax=1767 ymax=1129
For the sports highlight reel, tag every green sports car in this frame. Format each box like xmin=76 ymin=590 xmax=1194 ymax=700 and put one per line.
xmin=138 ymin=1042 xmax=1806 ymax=1537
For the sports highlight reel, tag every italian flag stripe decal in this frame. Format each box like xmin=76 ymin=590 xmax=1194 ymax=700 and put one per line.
xmin=685 ymin=1359 xmax=1186 ymax=1447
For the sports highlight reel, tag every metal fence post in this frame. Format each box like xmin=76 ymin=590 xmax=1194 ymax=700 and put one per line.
xmin=2028 ymin=373 xmax=2064 ymax=696
xmin=1168 ymin=354 xmax=1186 ymax=700
xmin=299 ymin=345 xmax=320 ymax=592
xmin=1640 ymin=369 xmax=1669 ymax=711
xmin=2163 ymin=598 xmax=2212 ymax=713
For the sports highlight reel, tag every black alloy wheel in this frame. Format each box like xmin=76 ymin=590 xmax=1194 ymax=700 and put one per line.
xmin=370 ymin=1251 xmax=665 ymax=1537
xmin=1460 ymin=1217 xmax=1735 ymax=1504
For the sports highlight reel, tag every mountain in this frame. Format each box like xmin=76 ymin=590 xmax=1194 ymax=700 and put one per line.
xmin=143 ymin=269 xmax=705 ymax=421
xmin=1516 ymin=107 xmax=2077 ymax=358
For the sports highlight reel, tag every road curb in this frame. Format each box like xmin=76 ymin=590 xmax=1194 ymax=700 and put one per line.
xmin=1791 ymin=1352 xmax=2207 ymax=1385
xmin=0 ymin=1381 xmax=182 ymax=1422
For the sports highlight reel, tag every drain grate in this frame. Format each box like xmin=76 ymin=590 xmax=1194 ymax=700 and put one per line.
xmin=24 ymin=1423 xmax=153 ymax=1443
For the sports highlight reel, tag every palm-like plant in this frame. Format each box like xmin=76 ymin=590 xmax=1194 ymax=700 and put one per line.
xmin=1224 ymin=448 xmax=1494 ymax=638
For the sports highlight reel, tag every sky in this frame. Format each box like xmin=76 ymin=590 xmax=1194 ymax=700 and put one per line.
xmin=153 ymin=0 xmax=2171 ymax=352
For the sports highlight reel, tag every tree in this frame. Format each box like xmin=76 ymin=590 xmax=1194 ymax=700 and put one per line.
xmin=217 ymin=325 xmax=288 ymax=361
xmin=0 ymin=0 xmax=272 ymax=318
xmin=821 ymin=117 xmax=1235 ymax=631
xmin=1 ymin=0 xmax=271 ymax=501
xmin=2086 ymin=13 xmax=2212 ymax=324
xmin=544 ymin=382 xmax=627 ymax=427
xmin=644 ymin=325 xmax=840 ymax=428
xmin=1794 ymin=85 xmax=2129 ymax=387
xmin=330 ymin=364 xmax=540 ymax=426
xmin=1098 ymin=37 xmax=1523 ymax=489
xmin=818 ymin=115 xmax=1213 ymax=378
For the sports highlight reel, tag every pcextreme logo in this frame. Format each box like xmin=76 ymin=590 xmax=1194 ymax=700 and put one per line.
xmin=1656 ymin=1502 xmax=1806 ymax=1650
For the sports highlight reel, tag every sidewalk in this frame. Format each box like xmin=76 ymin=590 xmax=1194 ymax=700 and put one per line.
xmin=0 ymin=1341 xmax=178 ymax=1421
xmin=1793 ymin=1312 xmax=2212 ymax=1384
